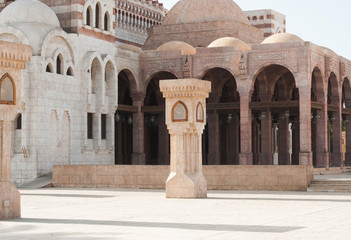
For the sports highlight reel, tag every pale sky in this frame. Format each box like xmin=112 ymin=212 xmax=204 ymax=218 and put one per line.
xmin=161 ymin=0 xmax=351 ymax=60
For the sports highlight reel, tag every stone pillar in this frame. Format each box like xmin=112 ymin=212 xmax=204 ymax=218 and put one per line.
xmin=291 ymin=120 xmax=300 ymax=165
xmin=0 ymin=121 xmax=21 ymax=219
xmin=158 ymin=112 xmax=170 ymax=165
xmin=260 ymin=110 xmax=273 ymax=165
xmin=115 ymin=116 xmax=123 ymax=164
xmin=132 ymin=96 xmax=145 ymax=165
xmin=160 ymin=79 xmax=211 ymax=198
xmin=331 ymin=96 xmax=343 ymax=167
xmin=239 ymin=94 xmax=253 ymax=165
xmin=207 ymin=111 xmax=220 ymax=165
xmin=299 ymin=87 xmax=312 ymax=165
xmin=345 ymin=115 xmax=351 ymax=165
xmin=278 ymin=114 xmax=290 ymax=165
xmin=315 ymin=100 xmax=329 ymax=168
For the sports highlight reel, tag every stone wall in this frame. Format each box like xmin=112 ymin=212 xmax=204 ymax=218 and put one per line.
xmin=53 ymin=165 xmax=314 ymax=191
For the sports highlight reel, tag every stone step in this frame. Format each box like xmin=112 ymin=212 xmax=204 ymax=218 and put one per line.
xmin=311 ymin=180 xmax=351 ymax=185
xmin=20 ymin=175 xmax=53 ymax=189
xmin=308 ymin=182 xmax=351 ymax=192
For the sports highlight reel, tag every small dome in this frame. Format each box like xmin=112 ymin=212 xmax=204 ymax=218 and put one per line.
xmin=156 ymin=41 xmax=196 ymax=55
xmin=163 ymin=0 xmax=250 ymax=26
xmin=0 ymin=0 xmax=60 ymax=28
xmin=208 ymin=37 xmax=251 ymax=51
xmin=262 ymin=33 xmax=304 ymax=45
xmin=0 ymin=0 xmax=61 ymax=55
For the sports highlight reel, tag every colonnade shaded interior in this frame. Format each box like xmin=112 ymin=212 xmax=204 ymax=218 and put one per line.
xmin=251 ymin=65 xmax=299 ymax=166
xmin=114 ymin=66 xmax=351 ymax=168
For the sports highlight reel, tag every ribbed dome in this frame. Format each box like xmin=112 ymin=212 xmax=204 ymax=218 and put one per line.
xmin=157 ymin=41 xmax=196 ymax=55
xmin=162 ymin=0 xmax=250 ymax=26
xmin=262 ymin=33 xmax=304 ymax=45
xmin=0 ymin=0 xmax=60 ymax=28
xmin=208 ymin=37 xmax=251 ymax=51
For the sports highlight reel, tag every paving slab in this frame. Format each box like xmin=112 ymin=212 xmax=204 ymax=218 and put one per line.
xmin=1 ymin=188 xmax=351 ymax=240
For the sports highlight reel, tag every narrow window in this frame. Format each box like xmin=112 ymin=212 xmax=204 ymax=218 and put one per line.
xmin=0 ymin=74 xmax=15 ymax=104
xmin=46 ymin=63 xmax=53 ymax=73
xmin=67 ymin=67 xmax=73 ymax=76
xmin=87 ymin=113 xmax=93 ymax=139
xmin=56 ymin=55 xmax=62 ymax=74
xmin=86 ymin=7 xmax=91 ymax=26
xmin=101 ymin=114 xmax=107 ymax=139
xmin=104 ymin=12 xmax=109 ymax=31
xmin=95 ymin=4 xmax=100 ymax=28
xmin=16 ymin=113 xmax=22 ymax=129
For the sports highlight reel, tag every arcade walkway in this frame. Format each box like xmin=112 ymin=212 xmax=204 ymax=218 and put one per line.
xmin=1 ymin=188 xmax=351 ymax=239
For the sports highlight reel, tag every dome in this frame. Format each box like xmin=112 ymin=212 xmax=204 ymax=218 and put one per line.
xmin=262 ymin=33 xmax=304 ymax=45
xmin=208 ymin=37 xmax=251 ymax=51
xmin=156 ymin=41 xmax=196 ymax=55
xmin=0 ymin=0 xmax=61 ymax=55
xmin=0 ymin=0 xmax=60 ymax=28
xmin=162 ymin=0 xmax=251 ymax=26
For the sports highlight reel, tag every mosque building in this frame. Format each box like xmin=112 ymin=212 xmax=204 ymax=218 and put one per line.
xmin=0 ymin=0 xmax=350 ymax=187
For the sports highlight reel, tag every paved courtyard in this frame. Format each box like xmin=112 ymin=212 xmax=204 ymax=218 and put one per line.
xmin=0 ymin=188 xmax=351 ymax=240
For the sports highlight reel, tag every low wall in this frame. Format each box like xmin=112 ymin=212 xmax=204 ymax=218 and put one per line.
xmin=52 ymin=165 xmax=314 ymax=191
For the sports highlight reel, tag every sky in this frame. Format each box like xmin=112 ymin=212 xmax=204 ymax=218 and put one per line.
xmin=161 ymin=0 xmax=351 ymax=60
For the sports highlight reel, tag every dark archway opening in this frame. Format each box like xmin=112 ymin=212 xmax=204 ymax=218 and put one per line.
xmin=143 ymin=71 xmax=177 ymax=165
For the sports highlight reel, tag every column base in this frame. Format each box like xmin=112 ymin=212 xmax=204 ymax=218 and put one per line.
xmin=278 ymin=153 xmax=291 ymax=165
xmin=166 ymin=172 xmax=207 ymax=198
xmin=0 ymin=182 xmax=20 ymax=219
xmin=345 ymin=152 xmax=351 ymax=166
xmin=315 ymin=151 xmax=329 ymax=168
xmin=132 ymin=153 xmax=145 ymax=165
xmin=259 ymin=152 xmax=273 ymax=165
xmin=207 ymin=153 xmax=220 ymax=165
xmin=299 ymin=151 xmax=313 ymax=166
xmin=239 ymin=152 xmax=253 ymax=165
xmin=331 ymin=152 xmax=343 ymax=167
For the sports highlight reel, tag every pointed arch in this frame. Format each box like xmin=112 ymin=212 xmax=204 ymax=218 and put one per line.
xmin=86 ymin=6 xmax=92 ymax=26
xmin=56 ymin=54 xmax=63 ymax=74
xmin=46 ymin=63 xmax=53 ymax=73
xmin=95 ymin=2 xmax=101 ymax=28
xmin=104 ymin=11 xmax=110 ymax=31
xmin=15 ymin=113 xmax=22 ymax=130
xmin=0 ymin=73 xmax=15 ymax=104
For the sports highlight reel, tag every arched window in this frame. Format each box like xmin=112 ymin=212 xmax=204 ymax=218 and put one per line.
xmin=67 ymin=66 xmax=74 ymax=76
xmin=95 ymin=3 xmax=100 ymax=28
xmin=56 ymin=54 xmax=63 ymax=74
xmin=15 ymin=113 xmax=22 ymax=130
xmin=104 ymin=12 xmax=109 ymax=31
xmin=46 ymin=63 xmax=53 ymax=73
xmin=253 ymin=16 xmax=257 ymax=21
xmin=0 ymin=73 xmax=15 ymax=104
xmin=172 ymin=101 xmax=188 ymax=122
xmin=86 ymin=7 xmax=92 ymax=26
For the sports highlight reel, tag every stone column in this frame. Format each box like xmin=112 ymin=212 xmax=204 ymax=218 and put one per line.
xmin=115 ymin=115 xmax=123 ymax=164
xmin=207 ymin=111 xmax=220 ymax=165
xmin=158 ymin=112 xmax=170 ymax=165
xmin=331 ymin=96 xmax=343 ymax=167
xmin=345 ymin=115 xmax=351 ymax=165
xmin=0 ymin=121 xmax=21 ymax=219
xmin=278 ymin=114 xmax=290 ymax=165
xmin=299 ymin=87 xmax=312 ymax=166
xmin=132 ymin=95 xmax=145 ymax=165
xmin=160 ymin=79 xmax=211 ymax=198
xmin=314 ymin=94 xmax=329 ymax=167
xmin=291 ymin=120 xmax=300 ymax=165
xmin=239 ymin=94 xmax=253 ymax=165
xmin=259 ymin=110 xmax=273 ymax=165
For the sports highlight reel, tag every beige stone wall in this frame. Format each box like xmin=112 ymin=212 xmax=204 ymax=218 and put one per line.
xmin=53 ymin=165 xmax=314 ymax=191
